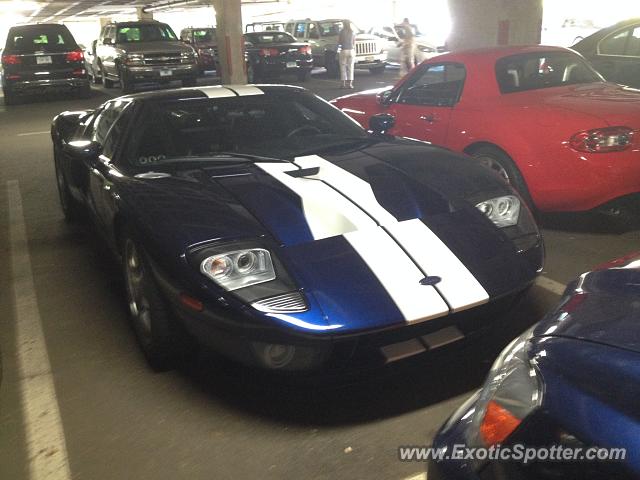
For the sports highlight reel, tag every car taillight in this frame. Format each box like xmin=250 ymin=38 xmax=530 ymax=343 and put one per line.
xmin=1 ymin=54 xmax=21 ymax=65
xmin=569 ymin=126 xmax=634 ymax=153
xmin=66 ymin=50 xmax=84 ymax=62
xmin=259 ymin=48 xmax=279 ymax=57
xmin=298 ymin=45 xmax=311 ymax=54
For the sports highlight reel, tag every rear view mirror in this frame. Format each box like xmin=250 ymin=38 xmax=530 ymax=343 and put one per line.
xmin=63 ymin=140 xmax=103 ymax=162
xmin=369 ymin=113 xmax=395 ymax=135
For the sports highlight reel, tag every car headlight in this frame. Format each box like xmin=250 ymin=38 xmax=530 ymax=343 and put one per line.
xmin=124 ymin=53 xmax=144 ymax=65
xmin=476 ymin=195 xmax=520 ymax=228
xmin=200 ymin=248 xmax=276 ymax=291
xmin=468 ymin=327 xmax=543 ymax=448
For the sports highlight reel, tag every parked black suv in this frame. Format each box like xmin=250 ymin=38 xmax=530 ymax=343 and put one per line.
xmin=1 ymin=23 xmax=90 ymax=105
xmin=95 ymin=20 xmax=198 ymax=93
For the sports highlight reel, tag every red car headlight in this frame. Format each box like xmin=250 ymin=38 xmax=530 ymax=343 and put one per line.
xmin=569 ymin=126 xmax=634 ymax=153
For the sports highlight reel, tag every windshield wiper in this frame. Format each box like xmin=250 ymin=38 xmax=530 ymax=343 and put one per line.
xmin=153 ymin=152 xmax=293 ymax=165
xmin=293 ymin=136 xmax=381 ymax=157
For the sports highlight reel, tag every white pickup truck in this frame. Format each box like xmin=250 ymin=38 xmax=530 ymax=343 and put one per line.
xmin=285 ymin=19 xmax=387 ymax=77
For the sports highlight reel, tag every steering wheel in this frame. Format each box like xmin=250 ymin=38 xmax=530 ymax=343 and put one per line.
xmin=286 ymin=124 xmax=322 ymax=138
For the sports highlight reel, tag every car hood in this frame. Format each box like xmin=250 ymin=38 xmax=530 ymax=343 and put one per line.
xmin=514 ymin=82 xmax=640 ymax=127
xmin=121 ymin=143 xmax=541 ymax=332
xmin=119 ymin=41 xmax=194 ymax=54
xmin=355 ymin=33 xmax=381 ymax=41
xmin=533 ymin=254 xmax=640 ymax=353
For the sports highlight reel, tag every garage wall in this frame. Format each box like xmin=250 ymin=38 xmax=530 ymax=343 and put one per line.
xmin=448 ymin=0 xmax=543 ymax=50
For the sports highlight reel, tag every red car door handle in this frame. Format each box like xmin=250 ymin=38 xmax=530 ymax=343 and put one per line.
xmin=420 ymin=114 xmax=436 ymax=123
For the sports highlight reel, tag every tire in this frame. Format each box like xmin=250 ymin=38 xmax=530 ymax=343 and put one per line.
xmin=3 ymin=88 xmax=17 ymax=106
xmin=77 ymin=83 xmax=91 ymax=99
xmin=369 ymin=65 xmax=386 ymax=75
xmin=100 ymin=64 xmax=114 ymax=88
xmin=91 ymin=67 xmax=101 ymax=85
xmin=119 ymin=66 xmax=133 ymax=94
xmin=121 ymin=230 xmax=195 ymax=371
xmin=325 ymin=52 xmax=339 ymax=78
xmin=470 ymin=145 xmax=535 ymax=210
xmin=247 ymin=62 xmax=260 ymax=83
xmin=182 ymin=76 xmax=197 ymax=88
xmin=54 ymin=151 xmax=84 ymax=222
xmin=297 ymin=68 xmax=311 ymax=82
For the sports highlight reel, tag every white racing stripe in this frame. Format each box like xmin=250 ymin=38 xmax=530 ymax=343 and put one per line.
xmin=198 ymin=86 xmax=237 ymax=98
xmin=226 ymin=85 xmax=265 ymax=96
xmin=386 ymin=219 xmax=489 ymax=312
xmin=295 ymin=155 xmax=398 ymax=226
xmin=8 ymin=180 xmax=72 ymax=480
xmin=256 ymin=162 xmax=376 ymax=239
xmin=344 ymin=228 xmax=449 ymax=323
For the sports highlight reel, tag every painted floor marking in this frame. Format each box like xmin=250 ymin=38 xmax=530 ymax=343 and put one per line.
xmin=16 ymin=131 xmax=50 ymax=137
xmin=535 ymin=276 xmax=566 ymax=296
xmin=8 ymin=180 xmax=72 ymax=480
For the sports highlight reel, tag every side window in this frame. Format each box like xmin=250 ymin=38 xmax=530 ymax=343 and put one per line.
xmin=295 ymin=22 xmax=307 ymax=38
xmin=285 ymin=23 xmax=294 ymax=35
xmin=308 ymin=23 xmax=319 ymax=39
xmin=599 ymin=28 xmax=630 ymax=55
xmin=627 ymin=26 xmax=640 ymax=57
xmin=91 ymin=101 xmax=131 ymax=158
xmin=397 ymin=63 xmax=466 ymax=107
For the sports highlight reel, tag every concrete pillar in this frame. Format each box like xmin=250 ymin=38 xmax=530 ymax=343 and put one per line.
xmin=136 ymin=7 xmax=154 ymax=21
xmin=447 ymin=0 xmax=543 ymax=51
xmin=212 ymin=0 xmax=247 ymax=84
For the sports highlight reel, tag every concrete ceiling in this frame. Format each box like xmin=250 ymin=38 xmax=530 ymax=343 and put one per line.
xmin=2 ymin=0 xmax=280 ymax=23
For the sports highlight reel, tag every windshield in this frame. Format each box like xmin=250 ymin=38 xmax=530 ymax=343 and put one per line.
xmin=128 ymin=91 xmax=368 ymax=169
xmin=116 ymin=24 xmax=177 ymax=43
xmin=6 ymin=25 xmax=77 ymax=54
xmin=319 ymin=21 xmax=361 ymax=37
xmin=496 ymin=51 xmax=603 ymax=94
xmin=192 ymin=29 xmax=215 ymax=42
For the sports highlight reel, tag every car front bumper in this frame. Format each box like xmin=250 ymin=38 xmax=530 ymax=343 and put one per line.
xmin=355 ymin=53 xmax=387 ymax=68
xmin=123 ymin=63 xmax=198 ymax=82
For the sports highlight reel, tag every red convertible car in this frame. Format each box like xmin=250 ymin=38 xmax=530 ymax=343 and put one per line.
xmin=331 ymin=45 xmax=640 ymax=213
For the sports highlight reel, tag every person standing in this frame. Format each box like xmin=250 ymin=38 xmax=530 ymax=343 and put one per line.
xmin=338 ymin=21 xmax=356 ymax=89
xmin=399 ymin=17 xmax=416 ymax=76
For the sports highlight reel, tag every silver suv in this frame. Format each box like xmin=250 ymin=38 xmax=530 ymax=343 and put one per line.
xmin=285 ymin=19 xmax=386 ymax=77
xmin=95 ymin=20 xmax=198 ymax=93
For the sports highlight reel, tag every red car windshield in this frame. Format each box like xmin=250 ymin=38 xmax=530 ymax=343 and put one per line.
xmin=495 ymin=51 xmax=603 ymax=94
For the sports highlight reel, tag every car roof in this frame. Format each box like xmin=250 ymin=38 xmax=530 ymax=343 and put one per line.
xmin=9 ymin=23 xmax=70 ymax=30
xmin=117 ymin=84 xmax=307 ymax=103
xmin=110 ymin=20 xmax=164 ymax=26
xmin=432 ymin=44 xmax=574 ymax=63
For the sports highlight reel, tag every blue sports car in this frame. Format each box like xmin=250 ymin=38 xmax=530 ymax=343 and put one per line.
xmin=429 ymin=253 xmax=640 ymax=479
xmin=51 ymin=85 xmax=543 ymax=372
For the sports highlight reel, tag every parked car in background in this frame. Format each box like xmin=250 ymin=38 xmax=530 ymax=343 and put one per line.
xmin=83 ymin=39 xmax=100 ymax=84
xmin=429 ymin=252 xmax=640 ymax=479
xmin=572 ymin=18 xmax=640 ymax=89
xmin=180 ymin=27 xmax=217 ymax=74
xmin=50 ymin=84 xmax=542 ymax=372
xmin=245 ymin=22 xmax=286 ymax=33
xmin=1 ymin=23 xmax=89 ymax=105
xmin=541 ymin=18 xmax=602 ymax=47
xmin=285 ymin=19 xmax=386 ymax=77
xmin=332 ymin=45 xmax=640 ymax=214
xmin=244 ymin=31 xmax=313 ymax=81
xmin=370 ymin=24 xmax=439 ymax=65
xmin=95 ymin=20 xmax=198 ymax=93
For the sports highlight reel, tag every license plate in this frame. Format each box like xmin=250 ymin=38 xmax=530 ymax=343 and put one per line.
xmin=365 ymin=56 xmax=374 ymax=62
xmin=36 ymin=56 xmax=52 ymax=65
xmin=159 ymin=69 xmax=172 ymax=77
xmin=286 ymin=61 xmax=297 ymax=68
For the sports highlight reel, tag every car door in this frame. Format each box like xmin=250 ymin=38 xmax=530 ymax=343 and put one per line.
xmin=99 ymin=25 xmax=117 ymax=76
xmin=385 ymin=62 xmax=466 ymax=146
xmin=88 ymin=100 xmax=133 ymax=232
xmin=593 ymin=24 xmax=640 ymax=88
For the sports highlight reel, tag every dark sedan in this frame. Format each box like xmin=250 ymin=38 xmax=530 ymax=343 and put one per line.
xmin=429 ymin=253 xmax=640 ymax=479
xmin=572 ymin=18 xmax=640 ymax=89
xmin=51 ymin=85 xmax=542 ymax=373
xmin=244 ymin=32 xmax=313 ymax=82
xmin=2 ymin=23 xmax=90 ymax=104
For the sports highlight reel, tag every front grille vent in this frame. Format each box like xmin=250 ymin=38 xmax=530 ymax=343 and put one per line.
xmin=252 ymin=291 xmax=308 ymax=313
xmin=356 ymin=41 xmax=378 ymax=55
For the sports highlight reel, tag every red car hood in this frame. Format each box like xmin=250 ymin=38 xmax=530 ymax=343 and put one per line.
xmin=510 ymin=82 xmax=640 ymax=127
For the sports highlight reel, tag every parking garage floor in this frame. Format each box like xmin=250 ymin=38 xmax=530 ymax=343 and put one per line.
xmin=1 ymin=67 xmax=639 ymax=480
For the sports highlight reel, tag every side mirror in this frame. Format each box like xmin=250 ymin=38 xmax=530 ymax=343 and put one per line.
xmin=377 ymin=89 xmax=394 ymax=105
xmin=63 ymin=140 xmax=103 ymax=163
xmin=369 ymin=113 xmax=395 ymax=135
